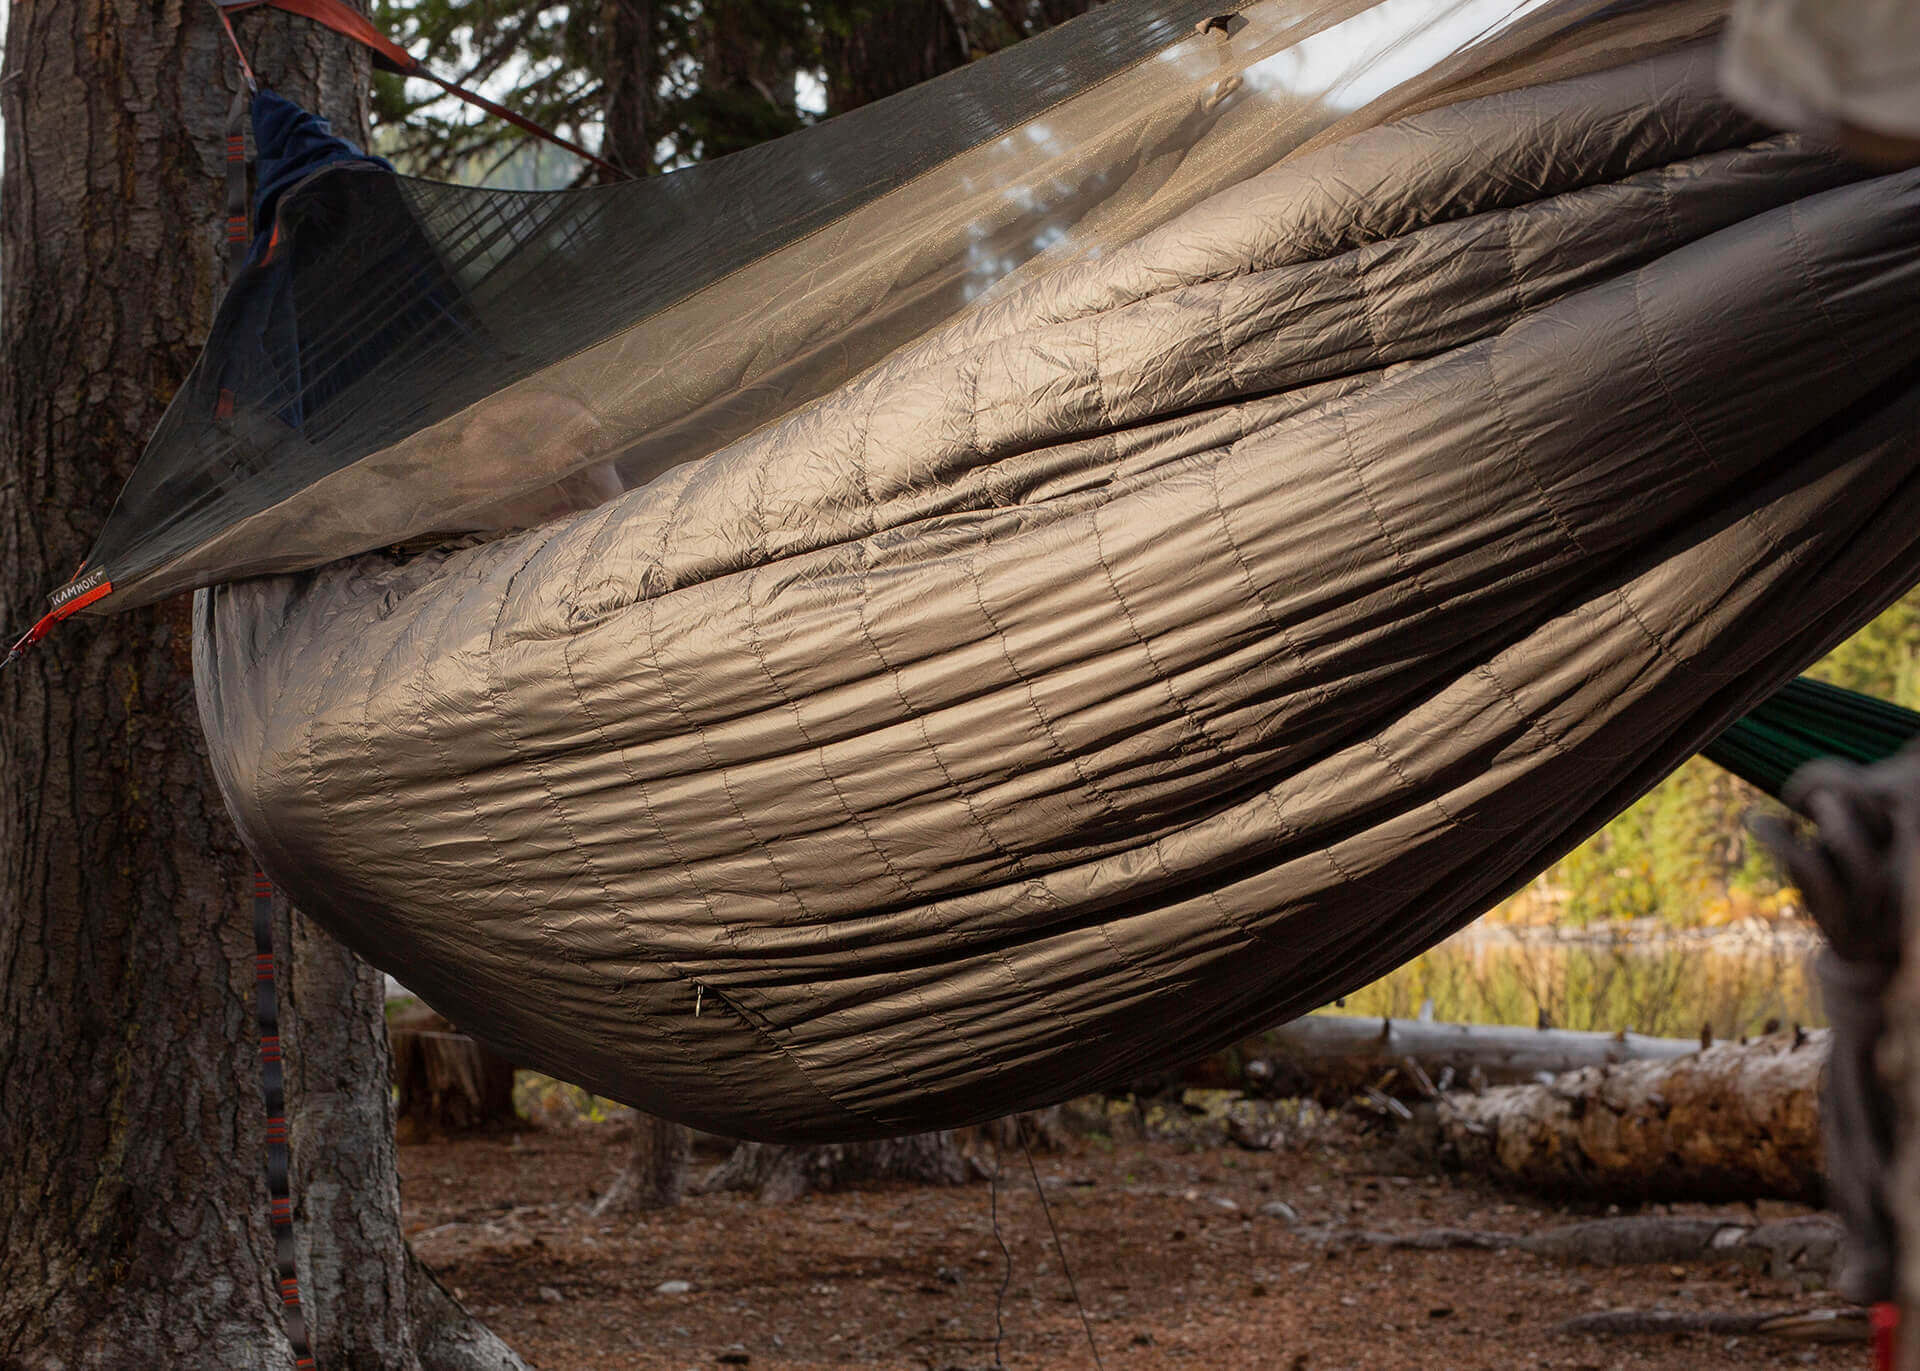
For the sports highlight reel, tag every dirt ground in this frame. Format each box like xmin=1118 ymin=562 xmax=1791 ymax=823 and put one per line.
xmin=401 ymin=1116 xmax=1864 ymax=1371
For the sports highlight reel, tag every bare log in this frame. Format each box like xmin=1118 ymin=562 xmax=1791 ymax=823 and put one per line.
xmin=1416 ymin=1030 xmax=1826 ymax=1203
xmin=1252 ymin=1014 xmax=1701 ymax=1101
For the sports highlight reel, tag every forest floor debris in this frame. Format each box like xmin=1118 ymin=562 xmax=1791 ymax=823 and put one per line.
xmin=401 ymin=1114 xmax=1861 ymax=1370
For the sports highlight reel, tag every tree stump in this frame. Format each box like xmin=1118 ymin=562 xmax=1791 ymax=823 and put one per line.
xmin=388 ymin=1007 xmax=520 ymax=1142
xmin=592 ymin=1114 xmax=693 ymax=1214
xmin=699 ymin=1132 xmax=972 ymax=1204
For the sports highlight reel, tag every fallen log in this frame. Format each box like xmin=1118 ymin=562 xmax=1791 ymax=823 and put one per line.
xmin=1326 ymin=1214 xmax=1840 ymax=1280
xmin=1414 ymin=1030 xmax=1827 ymax=1204
xmin=1246 ymin=1014 xmax=1701 ymax=1102
xmin=1555 ymin=1308 xmax=1865 ymax=1343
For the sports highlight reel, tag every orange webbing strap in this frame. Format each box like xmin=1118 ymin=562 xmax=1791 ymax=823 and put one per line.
xmin=4 ymin=574 xmax=112 ymax=668
xmin=217 ymin=4 xmax=262 ymax=91
xmin=418 ymin=69 xmax=627 ymax=181
xmin=215 ymin=0 xmax=628 ymax=178
xmin=218 ymin=0 xmax=415 ymax=74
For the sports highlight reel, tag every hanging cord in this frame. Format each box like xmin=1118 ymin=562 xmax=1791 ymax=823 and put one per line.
xmin=253 ymin=871 xmax=318 ymax=1370
xmin=414 ymin=68 xmax=627 ymax=181
xmin=988 ymin=1132 xmax=1012 ymax=1370
xmin=1017 ymin=1120 xmax=1104 ymax=1371
xmin=984 ymin=1121 xmax=1105 ymax=1371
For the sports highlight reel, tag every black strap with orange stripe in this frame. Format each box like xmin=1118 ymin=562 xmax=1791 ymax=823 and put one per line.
xmin=254 ymin=870 xmax=317 ymax=1370
xmin=225 ymin=87 xmax=252 ymax=279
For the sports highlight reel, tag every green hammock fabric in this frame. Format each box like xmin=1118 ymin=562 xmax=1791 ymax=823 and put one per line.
xmin=1708 ymin=677 xmax=1920 ymax=797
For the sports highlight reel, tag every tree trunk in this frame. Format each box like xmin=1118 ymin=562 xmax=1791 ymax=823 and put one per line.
xmin=1886 ymin=828 xmax=1920 ymax=1370
xmin=817 ymin=0 xmax=1102 ymax=117
xmin=283 ymin=903 xmax=528 ymax=1370
xmin=700 ymin=1133 xmax=972 ymax=1204
xmin=598 ymin=0 xmax=654 ymax=176
xmin=0 ymin=6 xmax=518 ymax=1367
xmin=592 ymin=1115 xmax=694 ymax=1214
xmin=390 ymin=1006 xmax=521 ymax=1142
xmin=682 ymin=1 xmax=806 ymax=160
xmin=819 ymin=1 xmax=971 ymax=114
xmin=1414 ymin=1031 xmax=1826 ymax=1204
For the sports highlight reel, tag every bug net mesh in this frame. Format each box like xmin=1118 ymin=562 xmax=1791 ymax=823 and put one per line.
xmin=81 ymin=0 xmax=1718 ymax=612
xmin=175 ymin=0 xmax=1920 ymax=1140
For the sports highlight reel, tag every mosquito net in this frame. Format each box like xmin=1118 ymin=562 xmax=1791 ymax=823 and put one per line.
xmin=67 ymin=0 xmax=1724 ymax=614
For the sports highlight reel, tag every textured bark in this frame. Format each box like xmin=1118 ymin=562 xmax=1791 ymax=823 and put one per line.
xmin=283 ymin=905 xmax=528 ymax=1371
xmin=0 ymin=4 xmax=366 ymax=1366
xmin=285 ymin=902 xmax=421 ymax=1368
xmin=700 ymin=1133 xmax=972 ymax=1204
xmin=592 ymin=1115 xmax=693 ymax=1214
xmin=0 ymin=6 xmax=520 ymax=1368
xmin=1250 ymin=1014 xmax=1701 ymax=1102
xmin=390 ymin=1006 xmax=521 ymax=1142
xmin=1417 ymin=1032 xmax=1826 ymax=1204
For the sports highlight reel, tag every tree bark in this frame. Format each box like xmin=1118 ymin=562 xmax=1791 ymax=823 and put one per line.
xmin=0 ymin=6 xmax=519 ymax=1368
xmin=283 ymin=903 xmax=528 ymax=1370
xmin=0 ymin=5 xmax=356 ymax=1364
xmin=1414 ymin=1031 xmax=1826 ymax=1204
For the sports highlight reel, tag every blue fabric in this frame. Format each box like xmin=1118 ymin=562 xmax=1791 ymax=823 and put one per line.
xmin=215 ymin=93 xmax=397 ymax=431
xmin=248 ymin=89 xmax=392 ymax=264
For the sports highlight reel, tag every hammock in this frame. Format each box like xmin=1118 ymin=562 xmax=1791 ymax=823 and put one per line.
xmin=169 ymin=0 xmax=1920 ymax=1141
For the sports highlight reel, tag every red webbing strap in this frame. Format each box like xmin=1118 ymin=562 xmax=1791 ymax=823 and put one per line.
xmin=4 ymin=576 xmax=112 ymax=667
xmin=254 ymin=871 xmax=318 ymax=1370
xmin=216 ymin=0 xmax=627 ymax=177
xmin=218 ymin=0 xmax=416 ymax=74
xmin=417 ymin=69 xmax=626 ymax=181
xmin=1874 ymin=1302 xmax=1897 ymax=1371
xmin=217 ymin=4 xmax=262 ymax=91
